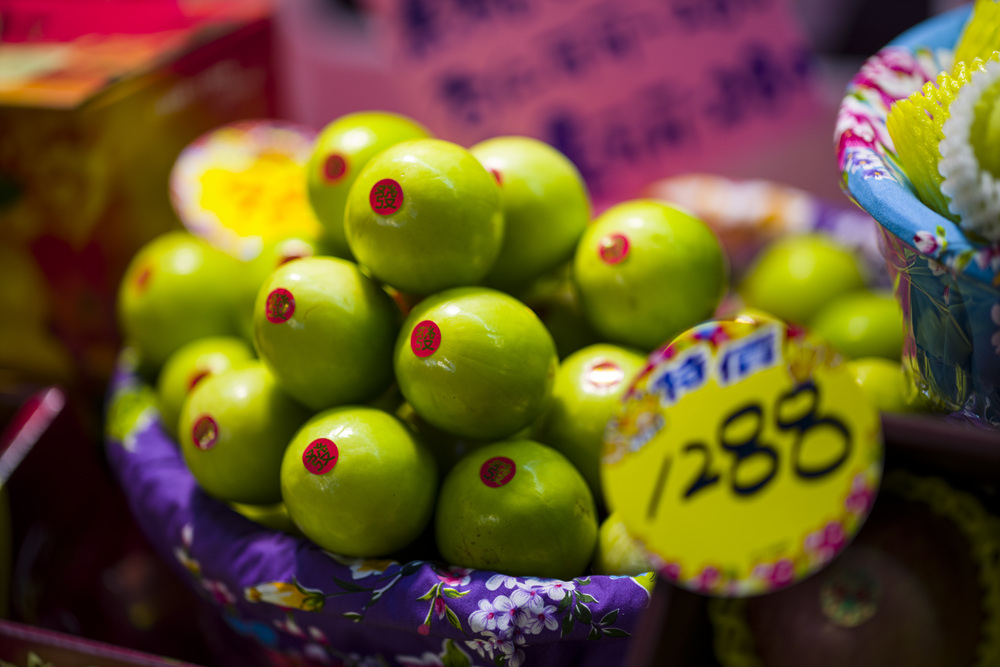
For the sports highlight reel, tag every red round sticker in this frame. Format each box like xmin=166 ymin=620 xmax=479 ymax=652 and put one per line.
xmin=598 ymin=233 xmax=630 ymax=264
xmin=187 ymin=369 xmax=210 ymax=391
xmin=370 ymin=178 xmax=404 ymax=215
xmin=586 ymin=360 xmax=625 ymax=391
xmin=276 ymin=240 xmax=314 ymax=268
xmin=266 ymin=288 xmax=295 ymax=324
xmin=135 ymin=265 xmax=153 ymax=292
xmin=323 ymin=154 xmax=347 ymax=182
xmin=192 ymin=415 xmax=218 ymax=450
xmin=410 ymin=320 xmax=441 ymax=358
xmin=303 ymin=438 xmax=339 ymax=475
xmin=480 ymin=457 xmax=516 ymax=488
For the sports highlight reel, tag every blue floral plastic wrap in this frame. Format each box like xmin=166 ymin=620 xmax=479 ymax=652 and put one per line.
xmin=103 ymin=349 xmax=653 ymax=667
xmin=836 ymin=5 xmax=1000 ymax=427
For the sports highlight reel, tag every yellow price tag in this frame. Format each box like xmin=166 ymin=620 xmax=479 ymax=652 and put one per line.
xmin=602 ymin=318 xmax=883 ymax=597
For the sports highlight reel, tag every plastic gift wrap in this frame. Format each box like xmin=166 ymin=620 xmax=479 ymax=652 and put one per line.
xmin=836 ymin=5 xmax=1000 ymax=427
xmin=103 ymin=349 xmax=654 ymax=667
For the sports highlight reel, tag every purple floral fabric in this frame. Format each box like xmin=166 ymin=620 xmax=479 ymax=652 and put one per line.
xmin=103 ymin=350 xmax=654 ymax=667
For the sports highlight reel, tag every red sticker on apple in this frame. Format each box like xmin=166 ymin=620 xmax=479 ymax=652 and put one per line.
xmin=192 ymin=415 xmax=218 ymax=451
xmin=410 ymin=320 xmax=441 ymax=358
xmin=490 ymin=168 xmax=503 ymax=185
xmin=303 ymin=438 xmax=339 ymax=475
xmin=187 ymin=369 xmax=210 ymax=391
xmin=370 ymin=179 xmax=404 ymax=215
xmin=266 ymin=288 xmax=295 ymax=324
xmin=135 ymin=265 xmax=153 ymax=292
xmin=586 ymin=360 xmax=625 ymax=392
xmin=276 ymin=240 xmax=314 ymax=268
xmin=480 ymin=457 xmax=516 ymax=487
xmin=323 ymin=154 xmax=347 ymax=182
xmin=599 ymin=233 xmax=630 ymax=264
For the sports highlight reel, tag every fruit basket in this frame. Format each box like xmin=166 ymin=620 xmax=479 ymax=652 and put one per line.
xmin=104 ymin=348 xmax=653 ymax=667
xmin=835 ymin=4 xmax=1000 ymax=427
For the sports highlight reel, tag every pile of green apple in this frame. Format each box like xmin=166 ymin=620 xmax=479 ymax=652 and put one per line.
xmin=115 ymin=111 xmax=925 ymax=582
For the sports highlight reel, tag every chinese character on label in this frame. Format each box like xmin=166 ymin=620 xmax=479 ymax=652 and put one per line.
xmin=648 ymin=346 xmax=710 ymax=406
xmin=718 ymin=324 xmax=780 ymax=386
xmin=599 ymin=233 xmax=630 ymax=264
xmin=411 ymin=320 xmax=441 ymax=358
xmin=480 ymin=456 xmax=516 ymax=487
xmin=266 ymin=288 xmax=295 ymax=324
xmin=303 ymin=438 xmax=339 ymax=475
xmin=370 ymin=179 xmax=404 ymax=215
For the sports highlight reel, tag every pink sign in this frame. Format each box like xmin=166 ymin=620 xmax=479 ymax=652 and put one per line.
xmin=367 ymin=0 xmax=822 ymax=207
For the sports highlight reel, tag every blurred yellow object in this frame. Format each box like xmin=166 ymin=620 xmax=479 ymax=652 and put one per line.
xmin=952 ymin=0 xmax=1000 ymax=72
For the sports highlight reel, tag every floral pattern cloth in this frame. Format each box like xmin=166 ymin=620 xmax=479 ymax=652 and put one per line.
xmin=103 ymin=351 xmax=654 ymax=667
xmin=834 ymin=5 xmax=1000 ymax=426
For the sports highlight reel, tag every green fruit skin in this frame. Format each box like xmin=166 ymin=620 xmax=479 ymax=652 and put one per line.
xmin=117 ymin=231 xmax=243 ymax=371
xmin=533 ymin=343 xmax=647 ymax=507
xmin=281 ymin=406 xmax=438 ymax=557
xmin=470 ymin=136 xmax=591 ymax=293
xmin=178 ymin=363 xmax=312 ymax=505
xmin=517 ymin=263 xmax=602 ymax=360
xmin=592 ymin=511 xmax=654 ymax=576
xmin=307 ymin=112 xmax=431 ymax=258
xmin=435 ymin=439 xmax=598 ymax=580
xmin=156 ymin=336 xmax=255 ymax=437
xmin=344 ymin=138 xmax=504 ymax=295
xmin=810 ymin=289 xmax=904 ymax=361
xmin=393 ymin=287 xmax=558 ymax=440
xmin=236 ymin=236 xmax=326 ymax=342
xmin=229 ymin=502 xmax=303 ymax=537
xmin=573 ymin=199 xmax=729 ymax=351
xmin=396 ymin=402 xmax=490 ymax=476
xmin=739 ymin=233 xmax=867 ymax=326
xmin=848 ymin=357 xmax=931 ymax=413
xmin=253 ymin=256 xmax=401 ymax=412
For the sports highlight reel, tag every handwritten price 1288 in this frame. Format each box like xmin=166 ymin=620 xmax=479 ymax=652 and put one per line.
xmin=647 ymin=380 xmax=851 ymax=520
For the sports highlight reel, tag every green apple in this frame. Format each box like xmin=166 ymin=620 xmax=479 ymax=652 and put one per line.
xmin=252 ymin=256 xmax=401 ymax=411
xmin=344 ymin=138 xmax=504 ymax=295
xmin=573 ymin=199 xmax=728 ymax=351
xmin=810 ymin=288 xmax=904 ymax=361
xmin=280 ymin=406 xmax=438 ymax=557
xmin=435 ymin=439 xmax=598 ymax=580
xmin=739 ymin=233 xmax=867 ymax=326
xmin=592 ymin=511 xmax=655 ymax=576
xmin=229 ymin=501 xmax=303 ymax=536
xmin=469 ymin=136 xmax=591 ymax=293
xmin=235 ymin=235 xmax=327 ymax=341
xmin=396 ymin=401 xmax=492 ymax=475
xmin=307 ymin=112 xmax=431 ymax=258
xmin=393 ymin=287 xmax=558 ymax=440
xmin=533 ymin=343 xmax=647 ymax=507
xmin=156 ymin=336 xmax=255 ymax=437
xmin=516 ymin=263 xmax=601 ymax=359
xmin=178 ymin=362 xmax=312 ymax=505
xmin=848 ymin=357 xmax=932 ymax=413
xmin=116 ymin=231 xmax=242 ymax=371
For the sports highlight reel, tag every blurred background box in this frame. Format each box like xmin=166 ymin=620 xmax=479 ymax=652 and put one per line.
xmin=273 ymin=0 xmax=836 ymax=208
xmin=0 ymin=0 xmax=276 ymax=400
